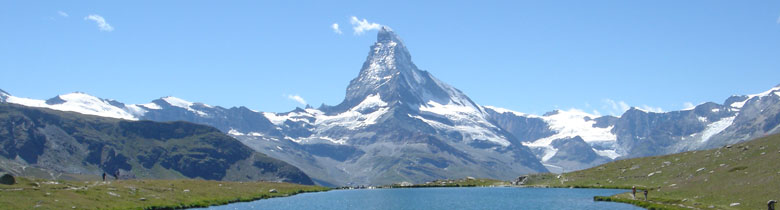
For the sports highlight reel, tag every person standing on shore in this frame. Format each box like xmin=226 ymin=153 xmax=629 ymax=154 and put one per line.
xmin=643 ymin=189 xmax=648 ymax=201
xmin=102 ymin=172 xmax=106 ymax=181
xmin=632 ymin=186 xmax=636 ymax=199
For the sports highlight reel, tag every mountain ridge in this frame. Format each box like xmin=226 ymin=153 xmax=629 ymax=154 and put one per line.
xmin=0 ymin=103 xmax=314 ymax=185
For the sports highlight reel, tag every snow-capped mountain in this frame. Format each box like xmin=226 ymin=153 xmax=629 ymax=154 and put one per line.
xmin=232 ymin=27 xmax=547 ymax=185
xmin=2 ymin=28 xmax=779 ymax=185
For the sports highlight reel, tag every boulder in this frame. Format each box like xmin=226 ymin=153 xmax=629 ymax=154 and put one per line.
xmin=0 ymin=173 xmax=15 ymax=185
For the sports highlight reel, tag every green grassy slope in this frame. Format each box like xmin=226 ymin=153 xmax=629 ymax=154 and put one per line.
xmin=0 ymin=176 xmax=328 ymax=210
xmin=524 ymin=133 xmax=780 ymax=209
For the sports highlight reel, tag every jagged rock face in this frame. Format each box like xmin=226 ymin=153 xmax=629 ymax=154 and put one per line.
xmin=703 ymin=87 xmax=780 ymax=148
xmin=0 ymin=89 xmax=8 ymax=103
xmin=336 ymin=27 xmax=474 ymax=113
xmin=545 ymin=136 xmax=611 ymax=173
xmin=484 ymin=108 xmax=555 ymax=142
xmin=613 ymin=103 xmax=735 ymax=158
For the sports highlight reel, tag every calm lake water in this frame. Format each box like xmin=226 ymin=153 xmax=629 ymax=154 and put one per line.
xmin=194 ymin=187 xmax=643 ymax=210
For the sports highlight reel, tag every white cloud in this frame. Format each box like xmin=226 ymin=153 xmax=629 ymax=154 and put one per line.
xmin=331 ymin=23 xmax=342 ymax=34
xmin=350 ymin=16 xmax=381 ymax=35
xmin=602 ymin=99 xmax=630 ymax=116
xmin=84 ymin=14 xmax=114 ymax=32
xmin=286 ymin=94 xmax=307 ymax=105
xmin=57 ymin=11 xmax=69 ymax=17
xmin=683 ymin=102 xmax=695 ymax=110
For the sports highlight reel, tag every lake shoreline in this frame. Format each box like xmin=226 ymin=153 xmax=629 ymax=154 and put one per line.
xmin=153 ymin=188 xmax=331 ymax=210
xmin=523 ymin=184 xmax=682 ymax=210
xmin=522 ymin=172 xmax=713 ymax=210
xmin=0 ymin=177 xmax=330 ymax=209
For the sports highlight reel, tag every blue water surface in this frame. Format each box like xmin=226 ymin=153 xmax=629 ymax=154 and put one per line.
xmin=195 ymin=187 xmax=643 ymax=210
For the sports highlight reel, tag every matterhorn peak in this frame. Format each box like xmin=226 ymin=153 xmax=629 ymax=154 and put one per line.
xmin=377 ymin=26 xmax=401 ymax=43
xmin=329 ymin=27 xmax=482 ymax=115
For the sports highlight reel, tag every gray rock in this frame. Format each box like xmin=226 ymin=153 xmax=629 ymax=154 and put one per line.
xmin=0 ymin=173 xmax=14 ymax=185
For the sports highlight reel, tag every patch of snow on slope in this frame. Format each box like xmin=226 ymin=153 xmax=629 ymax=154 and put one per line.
xmin=6 ymin=96 xmax=47 ymax=107
xmin=228 ymin=129 xmax=245 ymax=136
xmin=263 ymin=112 xmax=287 ymax=125
xmin=521 ymin=109 xmax=617 ymax=161
xmin=594 ymin=149 xmax=620 ymax=159
xmin=632 ymin=107 xmax=663 ymax=113
xmin=123 ymin=104 xmax=148 ymax=116
xmin=7 ymin=93 xmax=138 ymax=120
xmin=141 ymin=102 xmax=162 ymax=110
xmin=700 ymin=116 xmax=736 ymax=142
xmin=263 ymin=111 xmax=315 ymax=126
xmin=161 ymin=97 xmax=208 ymax=117
xmin=540 ymin=147 xmax=558 ymax=162
xmin=417 ymin=101 xmax=512 ymax=147
xmin=352 ymin=94 xmax=388 ymax=111
xmin=314 ymin=94 xmax=389 ymax=130
xmin=730 ymin=100 xmax=747 ymax=109
xmin=528 ymin=109 xmax=616 ymax=147
xmin=748 ymin=86 xmax=780 ymax=98
xmin=420 ymin=101 xmax=491 ymax=124
xmin=483 ymin=105 xmax=538 ymax=117
xmin=731 ymin=86 xmax=780 ymax=108
xmin=409 ymin=113 xmax=510 ymax=147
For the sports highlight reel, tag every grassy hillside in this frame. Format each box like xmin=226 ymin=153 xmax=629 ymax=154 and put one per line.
xmin=524 ymin=133 xmax=780 ymax=209
xmin=0 ymin=176 xmax=328 ymax=209
xmin=0 ymin=103 xmax=313 ymax=185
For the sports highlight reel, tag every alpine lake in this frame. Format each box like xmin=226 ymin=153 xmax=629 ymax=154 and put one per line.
xmin=193 ymin=187 xmax=643 ymax=210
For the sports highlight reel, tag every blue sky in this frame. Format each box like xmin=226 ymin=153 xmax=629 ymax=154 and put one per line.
xmin=1 ymin=1 xmax=779 ymax=116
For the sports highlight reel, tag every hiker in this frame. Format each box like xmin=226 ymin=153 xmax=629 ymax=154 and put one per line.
xmin=769 ymin=200 xmax=777 ymax=210
xmin=102 ymin=172 xmax=106 ymax=181
xmin=632 ymin=186 xmax=636 ymax=199
xmin=643 ymin=189 xmax=648 ymax=201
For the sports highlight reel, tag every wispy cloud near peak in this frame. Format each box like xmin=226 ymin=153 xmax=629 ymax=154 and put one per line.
xmin=350 ymin=16 xmax=381 ymax=35
xmin=286 ymin=94 xmax=307 ymax=105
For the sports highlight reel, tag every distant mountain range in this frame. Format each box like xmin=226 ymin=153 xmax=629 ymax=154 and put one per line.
xmin=2 ymin=27 xmax=778 ymax=186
